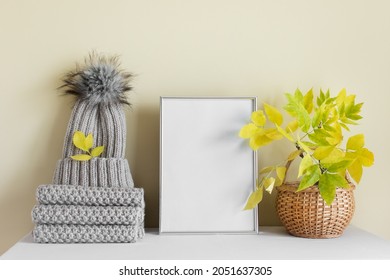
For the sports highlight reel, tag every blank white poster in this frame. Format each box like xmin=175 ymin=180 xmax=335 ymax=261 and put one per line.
xmin=160 ymin=97 xmax=258 ymax=234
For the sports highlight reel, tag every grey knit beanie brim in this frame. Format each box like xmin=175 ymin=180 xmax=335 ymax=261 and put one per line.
xmin=53 ymin=158 xmax=134 ymax=188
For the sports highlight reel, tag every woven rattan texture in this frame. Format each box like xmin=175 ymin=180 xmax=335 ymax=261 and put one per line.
xmin=276 ymin=183 xmax=355 ymax=238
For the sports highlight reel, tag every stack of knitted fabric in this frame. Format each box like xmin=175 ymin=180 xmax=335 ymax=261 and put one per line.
xmin=32 ymin=53 xmax=145 ymax=243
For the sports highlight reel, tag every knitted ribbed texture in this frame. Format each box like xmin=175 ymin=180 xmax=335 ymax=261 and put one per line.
xmin=32 ymin=205 xmax=144 ymax=225
xmin=36 ymin=185 xmax=144 ymax=206
xmin=33 ymin=224 xmax=145 ymax=243
xmin=53 ymin=158 xmax=134 ymax=188
xmin=62 ymin=101 xmax=127 ymax=159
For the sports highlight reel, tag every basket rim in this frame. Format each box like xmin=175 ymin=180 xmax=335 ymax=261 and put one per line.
xmin=277 ymin=181 xmax=356 ymax=193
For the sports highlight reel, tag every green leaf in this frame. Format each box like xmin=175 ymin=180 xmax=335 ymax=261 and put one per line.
xmin=312 ymin=106 xmax=323 ymax=128
xmin=275 ymin=167 xmax=287 ymax=187
xmin=317 ymin=89 xmax=326 ymax=106
xmin=297 ymin=165 xmax=321 ymax=191
xmin=85 ymin=133 xmax=93 ymax=150
xmin=298 ymin=154 xmax=314 ymax=177
xmin=327 ymin=160 xmax=351 ymax=172
xmin=303 ymin=88 xmax=314 ymax=113
xmin=344 ymin=94 xmax=356 ymax=114
xmin=297 ymin=140 xmax=312 ymax=154
xmin=239 ymin=123 xmax=259 ymax=138
xmin=284 ymin=93 xmax=311 ymax=132
xmin=341 ymin=117 xmax=358 ymax=125
xmin=71 ymin=154 xmax=92 ymax=161
xmin=91 ymin=146 xmax=104 ymax=157
xmin=294 ymin=88 xmax=304 ymax=100
xmin=263 ymin=103 xmax=283 ymax=126
xmin=319 ymin=173 xmax=349 ymax=205
xmin=329 ymin=173 xmax=349 ymax=188
xmin=299 ymin=141 xmax=317 ymax=149
xmin=340 ymin=93 xmax=363 ymax=126
xmin=322 ymin=124 xmax=337 ymax=133
xmin=244 ymin=187 xmax=263 ymax=210
xmin=318 ymin=173 xmax=337 ymax=205
xmin=251 ymin=110 xmax=266 ymax=127
xmin=313 ymin=145 xmax=335 ymax=160
xmin=339 ymin=122 xmax=350 ymax=131
xmin=347 ymin=134 xmax=365 ymax=151
xmin=73 ymin=131 xmax=88 ymax=152
xmin=308 ymin=131 xmax=330 ymax=146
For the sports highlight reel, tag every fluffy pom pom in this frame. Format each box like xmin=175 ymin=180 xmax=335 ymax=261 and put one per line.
xmin=60 ymin=52 xmax=132 ymax=106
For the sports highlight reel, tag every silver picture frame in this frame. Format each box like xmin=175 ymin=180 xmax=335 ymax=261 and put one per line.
xmin=159 ymin=97 xmax=258 ymax=234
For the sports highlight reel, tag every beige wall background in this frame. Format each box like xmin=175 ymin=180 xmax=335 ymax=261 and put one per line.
xmin=1 ymin=0 xmax=389 ymax=254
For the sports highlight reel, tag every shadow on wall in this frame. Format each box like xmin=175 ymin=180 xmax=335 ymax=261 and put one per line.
xmin=128 ymin=106 xmax=160 ymax=229
xmin=0 ymin=96 xmax=70 ymax=255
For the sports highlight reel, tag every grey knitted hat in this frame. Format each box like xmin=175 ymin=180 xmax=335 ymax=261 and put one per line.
xmin=32 ymin=53 xmax=145 ymax=243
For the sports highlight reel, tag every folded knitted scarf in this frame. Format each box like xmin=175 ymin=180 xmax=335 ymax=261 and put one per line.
xmin=36 ymin=185 xmax=144 ymax=207
xmin=33 ymin=224 xmax=145 ymax=243
xmin=32 ymin=205 xmax=144 ymax=225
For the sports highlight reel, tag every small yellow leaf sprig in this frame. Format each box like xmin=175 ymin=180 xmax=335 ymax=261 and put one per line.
xmin=71 ymin=131 xmax=104 ymax=161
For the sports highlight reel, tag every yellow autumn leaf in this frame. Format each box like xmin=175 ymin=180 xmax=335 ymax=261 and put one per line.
xmin=239 ymin=123 xmax=259 ymax=139
xmin=276 ymin=124 xmax=294 ymax=142
xmin=336 ymin=88 xmax=347 ymax=107
xmin=320 ymin=148 xmax=345 ymax=164
xmin=344 ymin=94 xmax=356 ymax=111
xmin=347 ymin=134 xmax=365 ymax=151
xmin=287 ymin=149 xmax=302 ymax=161
xmin=85 ymin=133 xmax=94 ymax=150
xmin=313 ymin=146 xmax=335 ymax=160
xmin=249 ymin=133 xmax=273 ymax=150
xmin=326 ymin=122 xmax=343 ymax=145
xmin=91 ymin=146 xmax=104 ymax=157
xmin=243 ymin=187 xmax=263 ymax=210
xmin=348 ymin=159 xmax=363 ymax=184
xmin=264 ymin=128 xmax=283 ymax=140
xmin=259 ymin=166 xmax=275 ymax=174
xmin=73 ymin=131 xmax=88 ymax=152
xmin=71 ymin=154 xmax=92 ymax=161
xmin=303 ymin=88 xmax=314 ymax=113
xmin=298 ymin=154 xmax=314 ymax=177
xmin=251 ymin=110 xmax=266 ymax=127
xmin=264 ymin=103 xmax=283 ymax=126
xmin=357 ymin=148 xmax=374 ymax=167
xmin=264 ymin=177 xmax=276 ymax=194
xmin=285 ymin=120 xmax=298 ymax=133
xmin=275 ymin=166 xmax=287 ymax=187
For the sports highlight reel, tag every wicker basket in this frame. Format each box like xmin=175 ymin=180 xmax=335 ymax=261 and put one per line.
xmin=276 ymin=182 xmax=355 ymax=238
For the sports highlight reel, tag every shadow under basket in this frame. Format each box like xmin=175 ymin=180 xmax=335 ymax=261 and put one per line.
xmin=276 ymin=182 xmax=355 ymax=239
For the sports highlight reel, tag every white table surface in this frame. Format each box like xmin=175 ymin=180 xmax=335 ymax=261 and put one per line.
xmin=1 ymin=226 xmax=390 ymax=260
